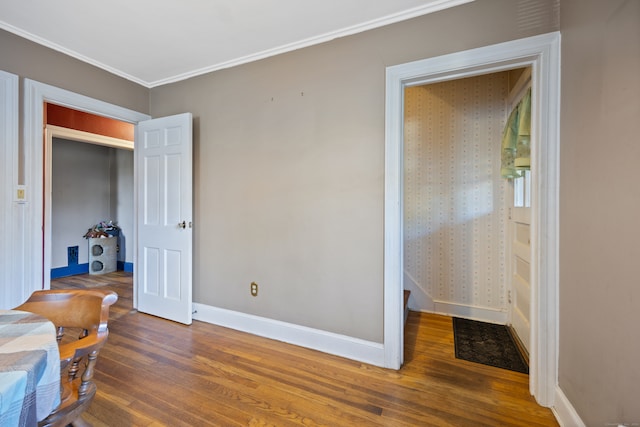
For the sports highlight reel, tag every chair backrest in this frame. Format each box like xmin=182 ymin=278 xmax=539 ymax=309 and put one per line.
xmin=17 ymin=289 xmax=117 ymax=337
xmin=16 ymin=289 xmax=118 ymax=427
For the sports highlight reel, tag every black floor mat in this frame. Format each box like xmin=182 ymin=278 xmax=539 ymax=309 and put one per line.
xmin=453 ymin=317 xmax=528 ymax=374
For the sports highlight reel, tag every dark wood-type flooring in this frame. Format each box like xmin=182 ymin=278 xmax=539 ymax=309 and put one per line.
xmin=52 ymin=272 xmax=558 ymax=426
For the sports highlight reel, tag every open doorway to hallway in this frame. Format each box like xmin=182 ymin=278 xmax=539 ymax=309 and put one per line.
xmin=403 ymin=67 xmax=533 ymax=356
xmin=384 ymin=33 xmax=560 ymax=405
xmin=45 ymin=104 xmax=135 ymax=289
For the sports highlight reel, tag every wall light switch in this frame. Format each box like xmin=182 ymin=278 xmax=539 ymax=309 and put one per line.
xmin=16 ymin=186 xmax=26 ymax=203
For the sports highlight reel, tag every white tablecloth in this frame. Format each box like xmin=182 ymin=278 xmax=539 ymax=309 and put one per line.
xmin=0 ymin=309 xmax=61 ymax=426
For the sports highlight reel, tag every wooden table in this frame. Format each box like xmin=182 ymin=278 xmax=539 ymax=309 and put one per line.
xmin=0 ymin=309 xmax=61 ymax=426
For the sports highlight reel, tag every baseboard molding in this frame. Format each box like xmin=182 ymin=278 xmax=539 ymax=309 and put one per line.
xmin=118 ymin=261 xmax=134 ymax=272
xmin=51 ymin=262 xmax=133 ymax=278
xmin=193 ymin=303 xmax=385 ymax=367
xmin=431 ymin=300 xmax=508 ymax=324
xmin=50 ymin=263 xmax=89 ymax=279
xmin=404 ymin=271 xmax=507 ymax=324
xmin=404 ymin=271 xmax=435 ymax=311
xmin=552 ymin=386 xmax=586 ymax=427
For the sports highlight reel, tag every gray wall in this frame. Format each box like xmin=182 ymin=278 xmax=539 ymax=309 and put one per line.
xmin=52 ymin=139 xmax=110 ymax=267
xmin=51 ymin=139 xmax=134 ymax=268
xmin=112 ymin=149 xmax=134 ymax=264
xmin=3 ymin=0 xmax=639 ymax=423
xmin=559 ymin=0 xmax=640 ymax=425
xmin=149 ymin=0 xmax=558 ymax=343
xmin=0 ymin=28 xmax=149 ymax=184
xmin=0 ymin=30 xmax=148 ymax=114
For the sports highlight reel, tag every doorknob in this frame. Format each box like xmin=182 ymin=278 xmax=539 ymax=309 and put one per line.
xmin=178 ymin=221 xmax=186 ymax=229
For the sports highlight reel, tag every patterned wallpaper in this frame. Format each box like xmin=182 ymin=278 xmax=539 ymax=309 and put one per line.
xmin=404 ymin=73 xmax=509 ymax=312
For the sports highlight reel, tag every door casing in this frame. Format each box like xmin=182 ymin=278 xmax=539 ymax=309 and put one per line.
xmin=23 ymin=79 xmax=150 ymax=309
xmin=384 ymin=32 xmax=560 ymax=406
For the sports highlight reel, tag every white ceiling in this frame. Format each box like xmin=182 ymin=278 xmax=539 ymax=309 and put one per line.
xmin=0 ymin=0 xmax=472 ymax=88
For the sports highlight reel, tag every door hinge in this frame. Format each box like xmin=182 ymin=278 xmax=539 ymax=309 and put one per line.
xmin=508 ymin=290 xmax=512 ymax=304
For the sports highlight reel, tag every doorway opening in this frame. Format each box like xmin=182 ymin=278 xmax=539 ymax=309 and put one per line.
xmin=402 ymin=67 xmax=533 ymax=357
xmin=22 ymin=79 xmax=150 ymax=307
xmin=24 ymin=80 xmax=194 ymax=326
xmin=44 ymin=103 xmax=135 ymax=290
xmin=384 ymin=33 xmax=560 ymax=407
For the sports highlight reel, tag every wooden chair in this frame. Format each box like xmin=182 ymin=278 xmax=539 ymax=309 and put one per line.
xmin=16 ymin=289 xmax=118 ymax=427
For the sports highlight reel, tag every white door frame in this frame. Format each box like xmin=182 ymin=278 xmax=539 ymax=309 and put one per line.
xmin=23 ymin=80 xmax=150 ymax=304
xmin=384 ymin=32 xmax=560 ymax=407
xmin=0 ymin=70 xmax=20 ymax=308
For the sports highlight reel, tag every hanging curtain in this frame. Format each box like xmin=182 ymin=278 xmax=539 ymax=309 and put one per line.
xmin=501 ymin=88 xmax=531 ymax=178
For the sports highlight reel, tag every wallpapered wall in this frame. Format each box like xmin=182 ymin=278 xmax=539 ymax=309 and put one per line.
xmin=404 ymin=72 xmax=510 ymax=314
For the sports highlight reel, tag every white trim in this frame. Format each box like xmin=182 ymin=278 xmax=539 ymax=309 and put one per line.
xmin=384 ymin=32 xmax=560 ymax=406
xmin=431 ymin=302 xmax=508 ymax=324
xmin=552 ymin=387 xmax=586 ymax=427
xmin=46 ymin=125 xmax=134 ymax=151
xmin=404 ymin=270 xmax=435 ymax=312
xmin=1 ymin=1 xmax=474 ymax=88
xmin=148 ymin=0 xmax=475 ymax=88
xmin=530 ymin=32 xmax=561 ymax=408
xmin=384 ymin=64 xmax=405 ymax=370
xmin=43 ymin=128 xmax=52 ymax=292
xmin=23 ymin=79 xmax=150 ymax=295
xmin=404 ymin=272 xmax=508 ymax=323
xmin=193 ymin=303 xmax=385 ymax=367
xmin=0 ymin=70 xmax=20 ymax=308
xmin=405 ymin=271 xmax=507 ymax=323
xmin=0 ymin=21 xmax=149 ymax=88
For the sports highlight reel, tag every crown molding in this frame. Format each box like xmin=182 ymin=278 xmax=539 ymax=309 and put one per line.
xmin=1 ymin=0 xmax=473 ymax=88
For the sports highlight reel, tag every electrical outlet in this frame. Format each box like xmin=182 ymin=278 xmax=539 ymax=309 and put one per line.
xmin=250 ymin=282 xmax=258 ymax=297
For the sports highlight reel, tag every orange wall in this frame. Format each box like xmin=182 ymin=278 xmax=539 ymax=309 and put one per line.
xmin=46 ymin=103 xmax=134 ymax=141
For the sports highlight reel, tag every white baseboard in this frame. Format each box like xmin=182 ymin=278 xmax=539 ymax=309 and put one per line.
xmin=552 ymin=386 xmax=586 ymax=427
xmin=404 ymin=271 xmax=507 ymax=324
xmin=404 ymin=271 xmax=435 ymax=312
xmin=193 ymin=303 xmax=385 ymax=368
xmin=430 ymin=300 xmax=508 ymax=324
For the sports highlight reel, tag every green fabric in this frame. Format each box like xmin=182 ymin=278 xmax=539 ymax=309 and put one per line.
xmin=501 ymin=88 xmax=531 ymax=179
xmin=515 ymin=89 xmax=531 ymax=168
xmin=501 ymin=106 xmax=520 ymax=178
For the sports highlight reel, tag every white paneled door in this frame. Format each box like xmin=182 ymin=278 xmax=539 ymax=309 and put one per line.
xmin=136 ymin=113 xmax=193 ymax=325
xmin=506 ymin=73 xmax=533 ymax=355
xmin=509 ymin=171 xmax=531 ymax=354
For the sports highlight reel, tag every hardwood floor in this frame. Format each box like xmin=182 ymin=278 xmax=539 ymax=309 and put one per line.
xmin=52 ymin=272 xmax=558 ymax=426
